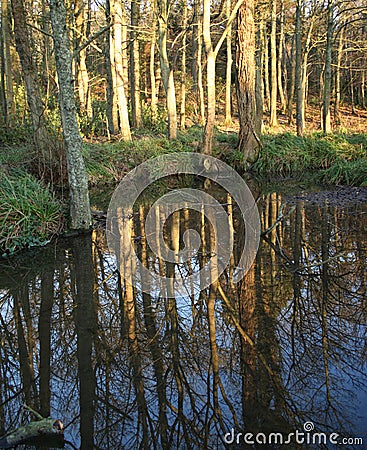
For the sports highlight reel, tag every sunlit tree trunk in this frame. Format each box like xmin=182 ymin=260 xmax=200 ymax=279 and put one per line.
xmin=150 ymin=2 xmax=158 ymax=124
xmin=287 ymin=34 xmax=296 ymax=124
xmin=334 ymin=26 xmax=343 ymax=124
xmin=269 ymin=0 xmax=278 ymax=127
xmin=263 ymin=21 xmax=270 ymax=112
xmin=75 ymin=0 xmax=92 ymax=117
xmin=277 ymin=0 xmax=286 ymax=114
xmin=202 ymin=0 xmax=215 ymax=154
xmin=322 ymin=0 xmax=334 ymax=133
xmin=105 ymin=0 xmax=118 ymax=134
xmin=180 ymin=0 xmax=187 ymax=129
xmin=157 ymin=0 xmax=177 ymax=139
xmin=224 ymin=0 xmax=233 ymax=126
xmin=236 ymin=0 xmax=260 ymax=163
xmin=111 ymin=0 xmax=131 ymax=140
xmin=130 ymin=0 xmax=142 ymax=128
xmin=295 ymin=0 xmax=304 ymax=136
xmin=49 ymin=0 xmax=91 ymax=229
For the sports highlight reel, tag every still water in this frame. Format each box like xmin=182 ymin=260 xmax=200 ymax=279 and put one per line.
xmin=0 ymin=183 xmax=366 ymax=449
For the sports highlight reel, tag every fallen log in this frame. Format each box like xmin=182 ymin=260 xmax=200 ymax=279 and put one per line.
xmin=0 ymin=417 xmax=64 ymax=449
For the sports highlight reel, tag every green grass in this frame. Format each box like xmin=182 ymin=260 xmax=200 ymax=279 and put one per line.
xmin=0 ymin=170 xmax=64 ymax=255
xmin=83 ymin=126 xmax=204 ymax=184
xmin=253 ymin=132 xmax=367 ymax=185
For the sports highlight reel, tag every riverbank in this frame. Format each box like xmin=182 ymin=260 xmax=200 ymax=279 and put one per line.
xmin=0 ymin=127 xmax=366 ymax=254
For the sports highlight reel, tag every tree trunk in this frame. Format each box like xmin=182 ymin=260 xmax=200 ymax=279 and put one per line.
xmin=75 ymin=0 xmax=91 ymax=117
xmin=49 ymin=0 xmax=91 ymax=230
xmin=150 ymin=2 xmax=158 ymax=124
xmin=105 ymin=0 xmax=118 ymax=134
xmin=269 ymin=0 xmax=278 ymax=127
xmin=263 ymin=22 xmax=270 ymax=112
xmin=277 ymin=0 xmax=286 ymax=114
xmin=157 ymin=0 xmax=177 ymax=139
xmin=11 ymin=0 xmax=50 ymax=155
xmin=334 ymin=26 xmax=344 ymax=124
xmin=295 ymin=0 xmax=304 ymax=136
xmin=287 ymin=34 xmax=296 ymax=124
xmin=130 ymin=0 xmax=142 ymax=128
xmin=322 ymin=0 xmax=334 ymax=133
xmin=111 ymin=0 xmax=131 ymax=140
xmin=236 ymin=0 xmax=260 ymax=163
xmin=180 ymin=0 xmax=187 ymax=129
xmin=1 ymin=0 xmax=15 ymax=125
xmin=224 ymin=0 xmax=233 ymax=126
xmin=202 ymin=0 xmax=215 ymax=154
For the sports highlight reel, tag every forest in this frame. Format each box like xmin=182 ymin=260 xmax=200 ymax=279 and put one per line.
xmin=0 ymin=0 xmax=367 ymax=242
xmin=0 ymin=0 xmax=367 ymax=448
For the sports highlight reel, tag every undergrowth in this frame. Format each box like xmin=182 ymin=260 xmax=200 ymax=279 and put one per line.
xmin=0 ymin=170 xmax=63 ymax=255
xmin=252 ymin=132 xmax=367 ymax=186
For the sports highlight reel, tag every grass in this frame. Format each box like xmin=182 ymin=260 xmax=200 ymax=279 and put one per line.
xmin=0 ymin=170 xmax=64 ymax=255
xmin=252 ymin=132 xmax=367 ymax=186
xmin=83 ymin=126 xmax=204 ymax=184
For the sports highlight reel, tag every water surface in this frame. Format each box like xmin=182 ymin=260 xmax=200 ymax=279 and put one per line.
xmin=0 ymin=184 xmax=366 ymax=449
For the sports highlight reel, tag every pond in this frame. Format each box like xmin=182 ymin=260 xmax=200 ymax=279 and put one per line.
xmin=0 ymin=179 xmax=366 ymax=449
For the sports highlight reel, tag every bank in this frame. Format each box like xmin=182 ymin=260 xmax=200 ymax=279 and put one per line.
xmin=0 ymin=127 xmax=366 ymax=255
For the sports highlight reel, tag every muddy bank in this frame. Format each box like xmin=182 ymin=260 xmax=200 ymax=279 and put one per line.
xmin=283 ymin=186 xmax=367 ymax=207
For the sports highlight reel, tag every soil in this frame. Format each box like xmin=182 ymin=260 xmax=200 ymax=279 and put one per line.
xmin=283 ymin=185 xmax=367 ymax=207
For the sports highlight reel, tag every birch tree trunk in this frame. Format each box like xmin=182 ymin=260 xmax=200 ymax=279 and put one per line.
xmin=49 ymin=0 xmax=91 ymax=229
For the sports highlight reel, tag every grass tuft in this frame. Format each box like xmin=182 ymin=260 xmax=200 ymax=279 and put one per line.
xmin=0 ymin=170 xmax=64 ymax=255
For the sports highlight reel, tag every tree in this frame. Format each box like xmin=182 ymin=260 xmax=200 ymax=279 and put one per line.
xmin=130 ymin=0 xmax=142 ymax=128
xmin=269 ymin=0 xmax=278 ymax=127
xmin=157 ymin=0 xmax=177 ymax=139
xmin=11 ymin=0 xmax=50 ymax=155
xmin=1 ymin=0 xmax=15 ymax=126
xmin=236 ymin=0 xmax=260 ymax=163
xmin=322 ymin=0 xmax=334 ymax=133
xmin=202 ymin=0 xmax=244 ymax=155
xmin=49 ymin=0 xmax=91 ymax=229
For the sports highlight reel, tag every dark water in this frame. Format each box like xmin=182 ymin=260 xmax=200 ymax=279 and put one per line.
xmin=0 ymin=185 xmax=366 ymax=449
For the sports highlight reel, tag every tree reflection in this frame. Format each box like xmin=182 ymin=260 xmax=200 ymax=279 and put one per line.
xmin=0 ymin=190 xmax=366 ymax=449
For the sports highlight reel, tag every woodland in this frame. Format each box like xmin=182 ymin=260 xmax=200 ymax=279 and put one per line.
xmin=0 ymin=0 xmax=367 ymax=247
